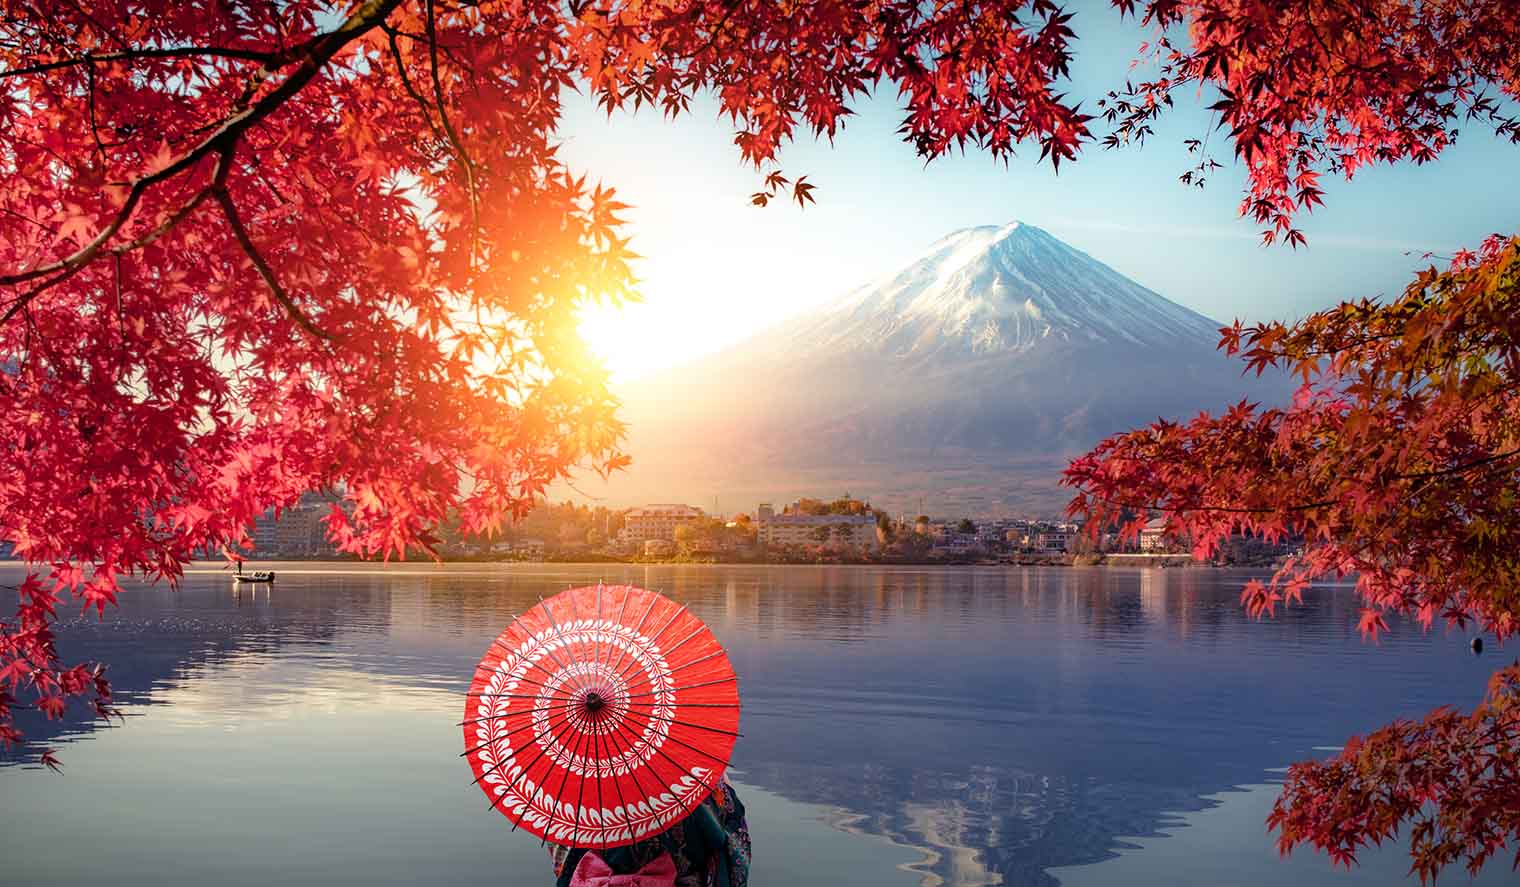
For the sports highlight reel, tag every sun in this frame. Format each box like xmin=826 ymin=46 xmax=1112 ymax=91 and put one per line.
xmin=577 ymin=270 xmax=769 ymax=383
xmin=579 ymin=296 xmax=733 ymax=383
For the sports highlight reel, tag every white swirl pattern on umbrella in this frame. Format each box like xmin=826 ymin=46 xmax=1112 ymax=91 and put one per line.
xmin=473 ymin=616 xmax=710 ymax=844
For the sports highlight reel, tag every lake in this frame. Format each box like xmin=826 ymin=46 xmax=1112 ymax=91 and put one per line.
xmin=0 ymin=562 xmax=1508 ymax=887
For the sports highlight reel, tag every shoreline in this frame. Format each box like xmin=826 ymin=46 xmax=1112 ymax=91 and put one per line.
xmin=87 ymin=552 xmax=1278 ymax=570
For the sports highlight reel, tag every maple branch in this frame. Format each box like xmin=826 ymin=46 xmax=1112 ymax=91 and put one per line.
xmin=212 ymin=187 xmax=332 ymax=343
xmin=112 ymin=254 xmax=125 ymax=378
xmin=422 ymin=0 xmax=480 ymax=253
xmin=57 ymin=0 xmax=130 ymax=53
xmin=0 ymin=154 xmax=230 ymax=326
xmin=83 ymin=55 xmax=105 ymax=163
xmin=1303 ymin=25 xmax=1380 ymax=81
xmin=0 ymin=0 xmax=403 ymax=321
xmin=0 ymin=45 xmax=279 ymax=78
xmin=383 ymin=25 xmax=448 ymax=145
xmin=655 ymin=0 xmax=744 ymax=63
xmin=1402 ymin=448 xmax=1520 ymax=483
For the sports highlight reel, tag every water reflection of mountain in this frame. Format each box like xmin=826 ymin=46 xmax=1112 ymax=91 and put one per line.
xmin=740 ymin=758 xmax=1236 ymax=887
xmin=707 ymin=567 xmax=1487 ymax=887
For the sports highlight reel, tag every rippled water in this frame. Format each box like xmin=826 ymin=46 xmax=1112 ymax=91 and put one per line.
xmin=0 ymin=563 xmax=1508 ymax=886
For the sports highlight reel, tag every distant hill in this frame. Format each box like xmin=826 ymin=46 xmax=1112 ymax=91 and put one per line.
xmin=574 ymin=222 xmax=1287 ymax=517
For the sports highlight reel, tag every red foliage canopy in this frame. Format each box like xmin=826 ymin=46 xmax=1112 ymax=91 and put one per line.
xmin=1269 ymin=663 xmax=1520 ymax=883
xmin=1105 ymin=0 xmax=1520 ymax=246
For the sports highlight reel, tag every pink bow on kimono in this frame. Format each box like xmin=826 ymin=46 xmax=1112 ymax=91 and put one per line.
xmin=569 ymin=852 xmax=678 ymax=887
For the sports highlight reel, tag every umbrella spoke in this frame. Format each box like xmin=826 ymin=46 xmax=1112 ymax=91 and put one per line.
xmin=459 ymin=701 xmax=579 ymax=729
xmin=590 ymin=582 xmax=608 ymax=676
xmin=647 ymin=603 xmax=688 ymax=648
xmin=623 ymin=676 xmax=736 ymax=699
xmin=494 ymin=709 xmax=583 ymax=830
xmin=592 ymin=583 xmax=622 ymax=701
xmin=619 ymin=667 xmax=654 ymax=698
xmin=619 ymin=700 xmax=739 ymax=710
xmin=599 ymin=583 xmax=632 ymax=677
xmin=610 ymin=603 xmax=693 ymax=688
xmin=625 ymin=723 xmax=722 ymax=839
xmin=624 ymin=708 xmax=743 ymax=739
xmin=608 ymin=607 xmax=696 ymax=689
xmin=479 ymin=644 xmax=567 ymax=694
xmin=604 ymin=588 xmax=660 ymax=685
xmin=469 ymin=699 xmax=581 ymax=785
xmin=507 ymin=695 xmax=614 ymax=717
xmin=586 ymin=711 xmax=614 ymax=843
xmin=568 ymin=724 xmax=594 ymax=848
xmin=541 ymin=702 xmax=595 ymax=846
xmin=464 ymin=689 xmax=578 ymax=703
xmin=592 ymin=710 xmax=649 ymax=843
xmin=640 ymin=720 xmax=729 ymax=797
xmin=659 ymin=728 xmax=738 ymax=774
xmin=540 ymin=595 xmax=596 ymax=697
xmin=596 ymin=711 xmax=690 ymax=818
xmin=470 ymin=694 xmax=589 ymax=764
xmin=660 ymin=624 xmax=707 ymax=659
xmin=665 ymin=648 xmax=726 ymax=676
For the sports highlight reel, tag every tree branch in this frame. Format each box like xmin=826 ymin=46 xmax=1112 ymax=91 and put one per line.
xmin=423 ymin=0 xmax=480 ymax=254
xmin=383 ymin=25 xmax=448 ymax=145
xmin=212 ymin=187 xmax=332 ymax=342
xmin=0 ymin=0 xmax=403 ymax=322
xmin=0 ymin=153 xmax=230 ymax=326
xmin=0 ymin=45 xmax=279 ymax=78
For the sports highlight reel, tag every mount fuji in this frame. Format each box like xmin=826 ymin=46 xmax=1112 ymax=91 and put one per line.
xmin=585 ymin=222 xmax=1286 ymax=516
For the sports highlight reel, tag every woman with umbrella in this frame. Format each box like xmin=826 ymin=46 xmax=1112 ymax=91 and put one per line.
xmin=464 ymin=584 xmax=751 ymax=886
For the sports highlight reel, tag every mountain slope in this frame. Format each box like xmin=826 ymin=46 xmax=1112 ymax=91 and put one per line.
xmin=786 ymin=222 xmax=1222 ymax=359
xmin=577 ymin=223 xmax=1285 ymax=516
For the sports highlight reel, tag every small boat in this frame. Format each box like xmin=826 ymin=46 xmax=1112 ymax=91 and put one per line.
xmin=233 ymin=566 xmax=276 ymax=583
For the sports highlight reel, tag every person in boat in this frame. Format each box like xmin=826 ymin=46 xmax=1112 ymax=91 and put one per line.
xmin=547 ymin=780 xmax=750 ymax=887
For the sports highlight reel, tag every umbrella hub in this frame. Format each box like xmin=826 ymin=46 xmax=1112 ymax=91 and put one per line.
xmin=584 ymin=691 xmax=607 ymax=714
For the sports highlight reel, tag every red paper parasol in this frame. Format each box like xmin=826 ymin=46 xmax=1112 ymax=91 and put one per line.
xmin=462 ymin=584 xmax=740 ymax=848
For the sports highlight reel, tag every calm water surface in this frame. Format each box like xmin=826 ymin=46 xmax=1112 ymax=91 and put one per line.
xmin=0 ymin=563 xmax=1510 ymax=887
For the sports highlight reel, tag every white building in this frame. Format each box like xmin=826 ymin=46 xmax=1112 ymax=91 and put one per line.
xmin=620 ymin=504 xmax=704 ymax=544
xmin=250 ymin=493 xmax=345 ymax=557
xmin=643 ymin=539 xmax=676 ymax=558
xmin=931 ymin=534 xmax=980 ymax=556
xmin=1139 ymin=517 xmax=1171 ymax=552
xmin=1033 ymin=529 xmax=1076 ymax=553
xmin=755 ymin=503 xmax=879 ymax=551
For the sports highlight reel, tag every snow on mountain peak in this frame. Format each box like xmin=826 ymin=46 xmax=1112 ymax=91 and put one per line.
xmin=801 ymin=222 xmax=1221 ymax=359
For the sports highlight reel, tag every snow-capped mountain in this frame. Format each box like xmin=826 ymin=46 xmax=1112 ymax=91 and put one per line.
xmin=579 ymin=223 xmax=1285 ymax=516
xmin=785 ymin=222 xmax=1222 ymax=360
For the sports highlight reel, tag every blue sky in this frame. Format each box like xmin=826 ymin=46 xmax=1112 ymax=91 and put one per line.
xmin=563 ymin=2 xmax=1517 ymax=379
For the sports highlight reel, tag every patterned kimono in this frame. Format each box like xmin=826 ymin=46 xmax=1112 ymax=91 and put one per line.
xmin=548 ymin=781 xmax=751 ymax=887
